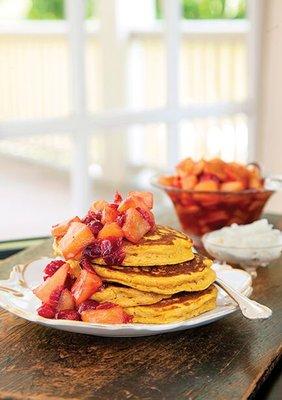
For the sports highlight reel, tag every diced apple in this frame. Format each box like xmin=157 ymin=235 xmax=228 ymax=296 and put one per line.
xmin=98 ymin=222 xmax=124 ymax=240
xmin=136 ymin=207 xmax=155 ymax=229
xmin=52 ymin=216 xmax=81 ymax=239
xmin=224 ymin=162 xmax=249 ymax=183
xmin=176 ymin=158 xmax=204 ymax=177
xmin=158 ymin=175 xmax=175 ymax=187
xmin=203 ymin=158 xmax=227 ymax=181
xmin=101 ymin=204 xmax=119 ymax=225
xmin=58 ymin=222 xmax=95 ymax=260
xmin=172 ymin=177 xmax=182 ymax=188
xmin=128 ymin=191 xmax=153 ymax=209
xmin=183 ymin=204 xmax=200 ymax=214
xmin=247 ymin=164 xmax=263 ymax=183
xmin=122 ymin=208 xmax=151 ymax=243
xmin=81 ymin=305 xmax=130 ymax=324
xmin=33 ymin=263 xmax=69 ymax=303
xmin=194 ymin=180 xmax=219 ymax=191
xmin=71 ymin=270 xmax=102 ymax=305
xmin=249 ymin=177 xmax=263 ymax=189
xmin=181 ymin=175 xmax=198 ymax=190
xmin=56 ymin=288 xmax=75 ymax=311
xmin=192 ymin=160 xmax=205 ymax=176
xmin=117 ymin=195 xmax=147 ymax=213
xmin=91 ymin=199 xmax=108 ymax=213
xmin=202 ymin=210 xmax=229 ymax=224
xmin=220 ymin=181 xmax=245 ymax=192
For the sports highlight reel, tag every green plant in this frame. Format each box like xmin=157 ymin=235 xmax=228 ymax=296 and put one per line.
xmin=155 ymin=0 xmax=246 ymax=20
xmin=27 ymin=0 xmax=94 ymax=20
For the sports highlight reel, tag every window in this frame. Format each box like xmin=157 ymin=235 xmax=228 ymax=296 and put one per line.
xmin=0 ymin=0 xmax=261 ymax=239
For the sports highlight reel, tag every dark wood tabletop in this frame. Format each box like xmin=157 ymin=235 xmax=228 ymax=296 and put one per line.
xmin=0 ymin=215 xmax=281 ymax=400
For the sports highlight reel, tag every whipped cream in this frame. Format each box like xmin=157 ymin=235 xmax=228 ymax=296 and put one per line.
xmin=204 ymin=219 xmax=282 ymax=266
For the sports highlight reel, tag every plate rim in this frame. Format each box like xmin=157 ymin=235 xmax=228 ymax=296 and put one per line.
xmin=0 ymin=258 xmax=252 ymax=334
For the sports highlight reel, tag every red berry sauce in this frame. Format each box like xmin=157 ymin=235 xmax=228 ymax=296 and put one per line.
xmin=37 ymin=304 xmax=56 ymax=319
xmin=199 ymin=173 xmax=220 ymax=183
xmin=78 ymin=299 xmax=99 ymax=313
xmin=48 ymin=286 xmax=63 ymax=309
xmin=123 ymin=313 xmax=133 ymax=324
xmin=56 ymin=310 xmax=81 ymax=321
xmin=64 ymin=273 xmax=77 ymax=290
xmin=83 ymin=241 xmax=102 ymax=259
xmin=96 ymin=302 xmax=116 ymax=310
xmin=83 ymin=210 xmax=102 ymax=225
xmin=79 ymin=257 xmax=95 ymax=273
xmin=44 ymin=260 xmax=65 ymax=278
xmin=116 ymin=213 xmax=126 ymax=227
xmin=88 ymin=220 xmax=103 ymax=235
xmin=113 ymin=191 xmax=123 ymax=204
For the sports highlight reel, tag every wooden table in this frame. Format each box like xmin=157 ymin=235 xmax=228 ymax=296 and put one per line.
xmin=0 ymin=216 xmax=281 ymax=400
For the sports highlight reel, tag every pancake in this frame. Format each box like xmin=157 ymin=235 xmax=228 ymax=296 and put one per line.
xmin=93 ymin=225 xmax=194 ymax=266
xmin=91 ymin=284 xmax=169 ymax=307
xmin=92 ymin=254 xmax=216 ymax=295
xmin=125 ymin=285 xmax=217 ymax=324
xmin=53 ymin=225 xmax=194 ymax=267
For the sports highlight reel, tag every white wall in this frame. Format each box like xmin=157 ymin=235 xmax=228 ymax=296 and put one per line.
xmin=259 ymin=0 xmax=282 ymax=213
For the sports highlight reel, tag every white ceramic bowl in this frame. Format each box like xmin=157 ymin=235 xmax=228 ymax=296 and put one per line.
xmin=203 ymin=232 xmax=282 ymax=269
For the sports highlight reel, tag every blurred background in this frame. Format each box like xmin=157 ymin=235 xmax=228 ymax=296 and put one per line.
xmin=0 ymin=0 xmax=281 ymax=240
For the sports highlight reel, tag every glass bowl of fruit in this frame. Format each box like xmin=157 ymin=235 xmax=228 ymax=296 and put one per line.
xmin=152 ymin=158 xmax=277 ymax=243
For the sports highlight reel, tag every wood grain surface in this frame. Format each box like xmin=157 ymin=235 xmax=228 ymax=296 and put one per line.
xmin=0 ymin=219 xmax=281 ymax=400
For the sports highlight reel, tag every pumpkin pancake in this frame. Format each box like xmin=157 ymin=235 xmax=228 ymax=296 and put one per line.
xmin=53 ymin=225 xmax=194 ymax=267
xmin=125 ymin=285 xmax=217 ymax=324
xmin=92 ymin=254 xmax=216 ymax=295
xmin=92 ymin=225 xmax=194 ymax=266
xmin=91 ymin=283 xmax=169 ymax=307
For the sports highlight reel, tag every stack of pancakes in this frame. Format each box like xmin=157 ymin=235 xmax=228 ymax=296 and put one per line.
xmin=55 ymin=225 xmax=217 ymax=323
xmin=83 ymin=226 xmax=217 ymax=324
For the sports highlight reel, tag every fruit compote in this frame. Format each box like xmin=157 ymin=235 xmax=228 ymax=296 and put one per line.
xmin=52 ymin=190 xmax=155 ymax=266
xmin=34 ymin=190 xmax=156 ymax=323
xmin=157 ymin=158 xmax=274 ymax=240
xmin=33 ymin=259 xmax=133 ymax=323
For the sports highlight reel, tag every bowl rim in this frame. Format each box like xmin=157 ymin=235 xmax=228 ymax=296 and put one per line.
xmin=150 ymin=174 xmax=275 ymax=195
xmin=202 ymin=231 xmax=282 ymax=250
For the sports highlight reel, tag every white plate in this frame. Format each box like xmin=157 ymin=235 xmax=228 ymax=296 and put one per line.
xmin=0 ymin=258 xmax=252 ymax=337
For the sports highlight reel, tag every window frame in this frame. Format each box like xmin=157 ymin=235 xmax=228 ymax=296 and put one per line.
xmin=0 ymin=0 xmax=262 ymax=214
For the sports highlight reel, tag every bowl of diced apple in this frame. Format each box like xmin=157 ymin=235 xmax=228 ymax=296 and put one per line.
xmin=152 ymin=158 xmax=275 ymax=242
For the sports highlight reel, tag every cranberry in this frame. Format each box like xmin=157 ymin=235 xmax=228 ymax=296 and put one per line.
xmin=56 ymin=310 xmax=81 ymax=321
xmin=109 ymin=202 xmax=119 ymax=210
xmin=100 ymin=239 xmax=112 ymax=256
xmin=113 ymin=191 xmax=123 ymax=204
xmin=88 ymin=220 xmax=103 ymax=236
xmin=123 ymin=313 xmax=133 ymax=324
xmin=79 ymin=257 xmax=95 ymax=273
xmin=95 ymin=211 xmax=102 ymax=221
xmin=96 ymin=283 xmax=107 ymax=292
xmin=83 ymin=210 xmax=102 ymax=224
xmin=101 ymin=237 xmax=123 ymax=256
xmin=44 ymin=260 xmax=65 ymax=277
xmin=96 ymin=302 xmax=116 ymax=310
xmin=116 ymin=213 xmax=126 ymax=227
xmin=37 ymin=304 xmax=55 ymax=319
xmin=64 ymin=273 xmax=76 ymax=290
xmin=78 ymin=299 xmax=99 ymax=313
xmin=48 ymin=286 xmax=63 ymax=308
xmin=104 ymin=249 xmax=125 ymax=265
xmin=83 ymin=241 xmax=102 ymax=259
xmin=200 ymin=173 xmax=220 ymax=183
